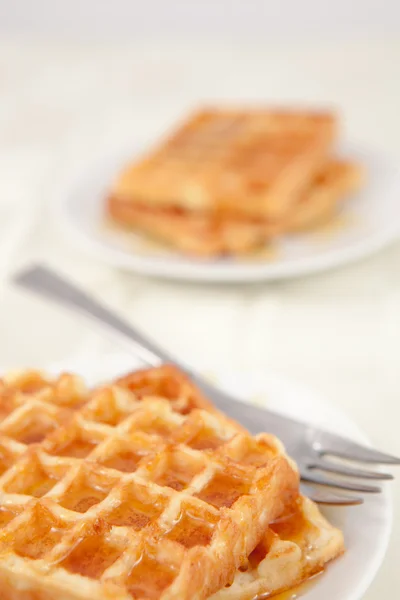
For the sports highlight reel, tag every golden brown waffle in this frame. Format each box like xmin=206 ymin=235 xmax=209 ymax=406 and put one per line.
xmin=107 ymin=159 xmax=361 ymax=257
xmin=0 ymin=366 xmax=299 ymax=600
xmin=211 ymin=496 xmax=344 ymax=600
xmin=111 ymin=108 xmax=337 ymax=219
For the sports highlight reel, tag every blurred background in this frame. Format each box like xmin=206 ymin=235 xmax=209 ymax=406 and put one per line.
xmin=1 ymin=0 xmax=400 ymax=39
xmin=0 ymin=1 xmax=400 ymax=595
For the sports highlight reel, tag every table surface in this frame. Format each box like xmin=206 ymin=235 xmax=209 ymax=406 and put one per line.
xmin=0 ymin=34 xmax=399 ymax=597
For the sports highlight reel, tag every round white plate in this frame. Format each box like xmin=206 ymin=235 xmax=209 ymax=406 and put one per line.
xmin=48 ymin=353 xmax=392 ymax=600
xmin=57 ymin=143 xmax=400 ymax=282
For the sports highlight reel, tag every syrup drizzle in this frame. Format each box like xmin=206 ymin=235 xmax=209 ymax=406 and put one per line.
xmin=252 ymin=571 xmax=323 ymax=600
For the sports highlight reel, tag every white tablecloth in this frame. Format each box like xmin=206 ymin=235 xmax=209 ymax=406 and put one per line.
xmin=0 ymin=35 xmax=399 ymax=595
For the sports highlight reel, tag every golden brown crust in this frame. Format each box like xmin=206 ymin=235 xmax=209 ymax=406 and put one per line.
xmin=210 ymin=496 xmax=344 ymax=600
xmin=115 ymin=365 xmax=219 ymax=415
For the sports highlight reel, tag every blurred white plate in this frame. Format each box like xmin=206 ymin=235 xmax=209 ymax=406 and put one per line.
xmin=57 ymin=143 xmax=400 ymax=282
xmin=49 ymin=352 xmax=392 ymax=600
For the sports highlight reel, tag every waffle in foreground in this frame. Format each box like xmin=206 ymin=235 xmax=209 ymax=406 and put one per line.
xmin=0 ymin=366 xmax=343 ymax=600
xmin=107 ymin=107 xmax=362 ymax=257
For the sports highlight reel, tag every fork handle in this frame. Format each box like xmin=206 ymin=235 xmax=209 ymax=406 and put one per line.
xmin=15 ymin=266 xmax=173 ymax=368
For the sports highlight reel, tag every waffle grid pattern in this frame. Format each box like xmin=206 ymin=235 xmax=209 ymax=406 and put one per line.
xmin=0 ymin=367 xmax=298 ymax=600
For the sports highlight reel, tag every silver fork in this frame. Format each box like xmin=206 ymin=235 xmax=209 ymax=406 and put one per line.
xmin=12 ymin=265 xmax=399 ymax=506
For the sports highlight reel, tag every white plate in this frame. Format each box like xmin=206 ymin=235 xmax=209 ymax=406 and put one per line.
xmin=48 ymin=353 xmax=392 ymax=600
xmin=57 ymin=143 xmax=400 ymax=282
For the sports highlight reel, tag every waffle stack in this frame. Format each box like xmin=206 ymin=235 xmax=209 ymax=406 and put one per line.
xmin=0 ymin=366 xmax=343 ymax=600
xmin=107 ymin=108 xmax=362 ymax=256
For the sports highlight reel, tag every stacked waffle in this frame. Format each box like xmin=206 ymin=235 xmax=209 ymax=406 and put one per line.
xmin=0 ymin=366 xmax=343 ymax=600
xmin=107 ymin=108 xmax=362 ymax=256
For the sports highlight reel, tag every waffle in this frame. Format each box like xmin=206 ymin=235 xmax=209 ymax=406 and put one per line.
xmin=107 ymin=159 xmax=361 ymax=257
xmin=0 ymin=366 xmax=300 ymax=600
xmin=110 ymin=108 xmax=337 ymax=219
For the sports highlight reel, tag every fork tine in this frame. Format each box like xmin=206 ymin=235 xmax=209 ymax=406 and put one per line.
xmin=309 ymin=459 xmax=393 ymax=481
xmin=315 ymin=432 xmax=400 ymax=464
xmin=300 ymin=483 xmax=363 ymax=506
xmin=301 ymin=470 xmax=382 ymax=493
